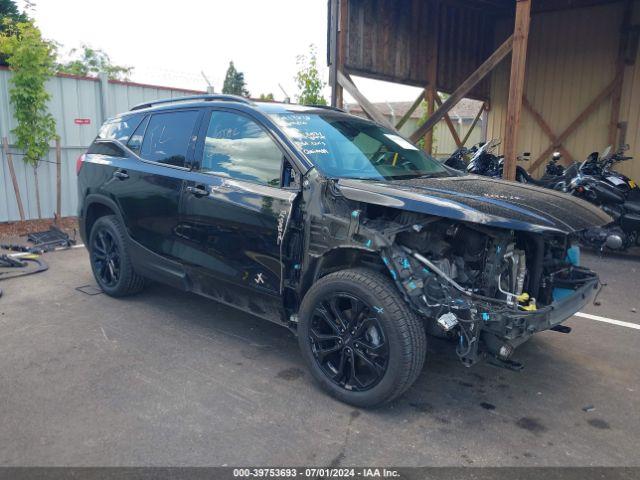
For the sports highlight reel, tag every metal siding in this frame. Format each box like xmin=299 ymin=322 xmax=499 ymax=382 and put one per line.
xmin=0 ymin=69 xmax=201 ymax=222
xmin=487 ymin=2 xmax=639 ymax=178
xmin=618 ymin=1 xmax=640 ymax=181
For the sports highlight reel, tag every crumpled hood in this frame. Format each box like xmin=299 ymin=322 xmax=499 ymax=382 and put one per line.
xmin=337 ymin=175 xmax=611 ymax=234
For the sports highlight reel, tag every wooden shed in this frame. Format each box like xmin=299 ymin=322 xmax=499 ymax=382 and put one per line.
xmin=327 ymin=0 xmax=640 ymax=181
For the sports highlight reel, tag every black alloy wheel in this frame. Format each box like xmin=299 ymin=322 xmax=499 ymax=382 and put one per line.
xmin=297 ymin=268 xmax=426 ymax=408
xmin=309 ymin=293 xmax=389 ymax=392
xmin=91 ymin=228 xmax=120 ymax=288
xmin=88 ymin=215 xmax=145 ymax=297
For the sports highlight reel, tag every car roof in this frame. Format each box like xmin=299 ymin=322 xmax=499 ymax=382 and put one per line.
xmin=116 ymin=95 xmax=348 ymax=119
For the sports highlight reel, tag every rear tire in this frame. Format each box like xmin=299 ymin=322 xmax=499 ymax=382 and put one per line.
xmin=89 ymin=215 xmax=145 ymax=297
xmin=297 ymin=268 xmax=426 ymax=408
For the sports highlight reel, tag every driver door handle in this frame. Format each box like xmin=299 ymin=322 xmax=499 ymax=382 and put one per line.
xmin=186 ymin=185 xmax=209 ymax=197
xmin=113 ymin=169 xmax=129 ymax=180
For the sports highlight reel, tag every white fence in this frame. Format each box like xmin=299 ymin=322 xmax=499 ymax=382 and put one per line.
xmin=0 ymin=67 xmax=203 ymax=222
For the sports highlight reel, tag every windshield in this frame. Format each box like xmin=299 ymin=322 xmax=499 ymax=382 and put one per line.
xmin=270 ymin=112 xmax=449 ymax=180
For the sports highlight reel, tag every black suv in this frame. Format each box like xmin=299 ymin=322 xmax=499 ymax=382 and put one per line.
xmin=78 ymin=94 xmax=609 ymax=407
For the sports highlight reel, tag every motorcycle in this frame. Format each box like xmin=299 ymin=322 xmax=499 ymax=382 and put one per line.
xmin=567 ymin=145 xmax=640 ymax=251
xmin=445 ymin=140 xmax=569 ymax=190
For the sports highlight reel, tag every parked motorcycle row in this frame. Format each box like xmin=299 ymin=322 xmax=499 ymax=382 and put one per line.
xmin=443 ymin=141 xmax=640 ymax=252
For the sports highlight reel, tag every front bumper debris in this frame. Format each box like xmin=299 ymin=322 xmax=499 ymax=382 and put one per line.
xmin=384 ymin=246 xmax=599 ymax=368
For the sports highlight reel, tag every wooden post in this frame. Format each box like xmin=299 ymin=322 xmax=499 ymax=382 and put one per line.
xmin=329 ymin=0 xmax=340 ymax=107
xmin=55 ymin=137 xmax=62 ymax=223
xmin=337 ymin=0 xmax=347 ymax=109
xmin=502 ymin=0 xmax=531 ymax=181
xmin=410 ymin=35 xmax=514 ymax=143
xmin=330 ymin=0 xmax=347 ymax=108
xmin=2 ymin=136 xmax=25 ymax=221
xmin=423 ymin=87 xmax=436 ymax=154
xmin=608 ymin=0 xmax=633 ymax=147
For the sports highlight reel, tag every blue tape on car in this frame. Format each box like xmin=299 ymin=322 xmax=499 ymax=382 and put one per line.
xmin=553 ymin=288 xmax=574 ymax=301
xmin=566 ymin=245 xmax=580 ymax=266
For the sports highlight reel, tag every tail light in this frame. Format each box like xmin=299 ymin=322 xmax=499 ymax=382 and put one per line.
xmin=76 ymin=153 xmax=85 ymax=175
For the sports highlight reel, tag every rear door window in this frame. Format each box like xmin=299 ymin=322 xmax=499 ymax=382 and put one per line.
xmin=140 ymin=110 xmax=200 ymax=167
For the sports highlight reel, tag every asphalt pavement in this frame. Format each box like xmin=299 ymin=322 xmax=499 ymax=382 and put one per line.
xmin=0 ymin=247 xmax=638 ymax=466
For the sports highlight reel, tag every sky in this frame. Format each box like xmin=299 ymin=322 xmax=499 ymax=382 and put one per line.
xmin=20 ymin=0 xmax=423 ymax=104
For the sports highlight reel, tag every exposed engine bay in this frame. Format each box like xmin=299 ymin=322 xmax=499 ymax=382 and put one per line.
xmin=388 ymin=216 xmax=595 ymax=367
xmin=287 ymin=177 xmax=600 ymax=370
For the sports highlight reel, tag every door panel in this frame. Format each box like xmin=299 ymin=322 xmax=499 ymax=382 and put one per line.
xmin=177 ymin=173 xmax=296 ymax=298
xmin=111 ymin=109 xmax=201 ymax=259
xmin=175 ymin=108 xmax=300 ymax=321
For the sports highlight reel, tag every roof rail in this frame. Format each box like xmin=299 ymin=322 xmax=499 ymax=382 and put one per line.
xmin=130 ymin=94 xmax=252 ymax=111
xmin=306 ymin=104 xmax=346 ymax=113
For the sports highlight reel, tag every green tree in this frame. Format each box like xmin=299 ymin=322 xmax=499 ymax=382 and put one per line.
xmin=0 ymin=19 xmax=57 ymax=218
xmin=0 ymin=0 xmax=27 ymax=65
xmin=222 ymin=61 xmax=249 ymax=97
xmin=295 ymin=44 xmax=327 ymax=106
xmin=259 ymin=93 xmax=274 ymax=101
xmin=57 ymin=44 xmax=132 ymax=80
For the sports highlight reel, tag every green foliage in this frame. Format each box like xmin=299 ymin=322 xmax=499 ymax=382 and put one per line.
xmin=0 ymin=0 xmax=27 ymax=65
xmin=222 ymin=61 xmax=249 ymax=97
xmin=259 ymin=93 xmax=274 ymax=101
xmin=295 ymin=44 xmax=327 ymax=106
xmin=0 ymin=19 xmax=57 ymax=168
xmin=0 ymin=0 xmax=27 ymax=28
xmin=57 ymin=44 xmax=132 ymax=80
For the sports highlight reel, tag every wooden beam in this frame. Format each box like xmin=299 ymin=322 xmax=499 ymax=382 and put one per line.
xmin=409 ymin=34 xmax=514 ymax=143
xmin=424 ymin=87 xmax=436 ymax=154
xmin=461 ymin=102 xmax=486 ymax=147
xmin=396 ymin=88 xmax=426 ymax=130
xmin=528 ymin=77 xmax=619 ymax=172
xmin=502 ymin=0 xmax=531 ymax=181
xmin=55 ymin=137 xmax=62 ymax=223
xmin=522 ymin=96 xmax=573 ymax=163
xmin=337 ymin=0 xmax=348 ymax=109
xmin=337 ymin=70 xmax=396 ymax=130
xmin=608 ymin=0 xmax=633 ymax=147
xmin=434 ymin=92 xmax=463 ymax=148
xmin=329 ymin=0 xmax=339 ymax=107
xmin=2 ymin=136 xmax=25 ymax=221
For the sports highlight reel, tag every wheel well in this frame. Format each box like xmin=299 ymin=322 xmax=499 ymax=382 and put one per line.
xmin=299 ymin=248 xmax=389 ymax=299
xmin=85 ymin=202 xmax=116 ymax=239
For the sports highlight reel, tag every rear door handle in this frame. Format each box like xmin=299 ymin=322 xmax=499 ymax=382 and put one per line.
xmin=186 ymin=185 xmax=209 ymax=197
xmin=113 ymin=170 xmax=129 ymax=180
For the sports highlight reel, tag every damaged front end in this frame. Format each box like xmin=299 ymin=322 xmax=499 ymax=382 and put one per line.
xmin=382 ymin=220 xmax=598 ymax=369
xmin=290 ymin=175 xmax=600 ymax=370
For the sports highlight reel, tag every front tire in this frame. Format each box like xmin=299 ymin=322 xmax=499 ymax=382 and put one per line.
xmin=297 ymin=268 xmax=426 ymax=408
xmin=89 ymin=215 xmax=145 ymax=297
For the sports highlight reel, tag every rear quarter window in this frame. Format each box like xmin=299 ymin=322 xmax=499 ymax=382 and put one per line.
xmin=97 ymin=114 xmax=144 ymax=143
